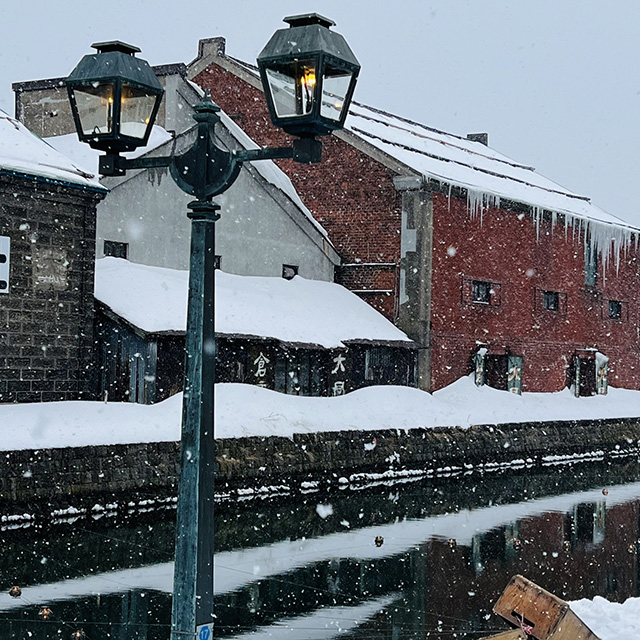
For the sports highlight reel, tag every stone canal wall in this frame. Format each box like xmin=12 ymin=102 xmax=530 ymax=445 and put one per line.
xmin=1 ymin=416 xmax=640 ymax=504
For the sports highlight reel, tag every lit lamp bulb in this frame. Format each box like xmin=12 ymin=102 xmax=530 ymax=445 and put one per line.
xmin=303 ymin=68 xmax=316 ymax=88
xmin=299 ymin=67 xmax=316 ymax=114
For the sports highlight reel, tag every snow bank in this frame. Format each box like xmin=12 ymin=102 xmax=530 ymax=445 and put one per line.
xmin=2 ymin=375 xmax=640 ymax=451
xmin=94 ymin=257 xmax=411 ymax=346
xmin=570 ymin=596 xmax=640 ymax=640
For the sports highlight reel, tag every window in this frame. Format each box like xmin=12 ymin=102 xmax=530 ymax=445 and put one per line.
xmin=475 ymin=351 xmax=522 ymax=394
xmin=472 ymin=280 xmax=491 ymax=303
xmin=609 ymin=300 xmax=622 ymax=319
xmin=214 ymin=255 xmax=221 ymax=270
xmin=572 ymin=355 xmax=604 ymax=397
xmin=275 ymin=348 xmax=325 ymax=396
xmin=104 ymin=240 xmax=128 ymax=259
xmin=282 ymin=264 xmax=299 ymax=280
xmin=536 ymin=289 xmax=567 ymax=315
xmin=463 ymin=277 xmax=501 ymax=306
xmin=543 ymin=290 xmax=559 ymax=311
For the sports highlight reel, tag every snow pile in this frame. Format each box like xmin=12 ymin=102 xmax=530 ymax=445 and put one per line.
xmin=94 ymin=257 xmax=410 ymax=346
xmin=2 ymin=375 xmax=640 ymax=451
xmin=570 ymin=596 xmax=640 ymax=640
xmin=0 ymin=110 xmax=102 ymax=188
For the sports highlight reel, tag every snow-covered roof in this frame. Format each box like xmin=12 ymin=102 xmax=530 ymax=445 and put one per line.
xmin=205 ymin=55 xmax=638 ymax=268
xmin=347 ymin=102 xmax=631 ymax=229
xmin=0 ymin=110 xmax=103 ymax=189
xmin=94 ymin=257 xmax=411 ymax=347
xmin=346 ymin=102 xmax=638 ymax=271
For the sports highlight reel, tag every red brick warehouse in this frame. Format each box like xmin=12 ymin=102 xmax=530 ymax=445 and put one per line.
xmin=188 ymin=36 xmax=640 ymax=395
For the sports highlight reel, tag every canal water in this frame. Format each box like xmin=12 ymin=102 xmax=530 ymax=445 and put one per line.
xmin=2 ymin=458 xmax=640 ymax=639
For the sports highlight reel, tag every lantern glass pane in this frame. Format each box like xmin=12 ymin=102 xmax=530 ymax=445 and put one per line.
xmin=120 ymin=84 xmax=157 ymax=139
xmin=265 ymin=59 xmax=317 ymax=118
xmin=73 ymin=84 xmax=114 ymax=135
xmin=321 ymin=68 xmax=353 ymax=121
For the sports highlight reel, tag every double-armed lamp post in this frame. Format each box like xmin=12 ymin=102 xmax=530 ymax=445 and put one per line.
xmin=65 ymin=14 xmax=359 ymax=639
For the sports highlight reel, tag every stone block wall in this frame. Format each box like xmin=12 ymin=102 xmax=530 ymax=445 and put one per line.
xmin=1 ymin=418 xmax=638 ymax=507
xmin=0 ymin=173 xmax=105 ymax=401
xmin=0 ymin=441 xmax=180 ymax=504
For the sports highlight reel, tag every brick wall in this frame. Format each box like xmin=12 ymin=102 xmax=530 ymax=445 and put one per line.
xmin=194 ymin=63 xmax=402 ymax=320
xmin=429 ymin=191 xmax=640 ymax=391
xmin=0 ymin=173 xmax=105 ymax=402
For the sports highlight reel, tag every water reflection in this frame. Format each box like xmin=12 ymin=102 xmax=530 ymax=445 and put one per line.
xmin=1 ymin=460 xmax=640 ymax=638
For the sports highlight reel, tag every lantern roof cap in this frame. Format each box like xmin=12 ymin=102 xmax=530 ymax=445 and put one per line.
xmin=283 ymin=13 xmax=335 ymax=29
xmin=66 ymin=42 xmax=163 ymax=93
xmin=91 ymin=41 xmax=141 ymax=55
xmin=257 ymin=15 xmax=360 ymax=69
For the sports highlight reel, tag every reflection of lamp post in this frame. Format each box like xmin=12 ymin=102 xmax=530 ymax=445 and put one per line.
xmin=66 ymin=14 xmax=359 ymax=640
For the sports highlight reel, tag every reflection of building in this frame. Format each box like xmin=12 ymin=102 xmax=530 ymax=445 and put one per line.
xmin=0 ymin=111 xmax=106 ymax=402
xmin=94 ymin=258 xmax=417 ymax=402
xmin=2 ymin=466 xmax=639 ymax=639
xmin=206 ymin=487 xmax=640 ymax=640
xmin=190 ymin=37 xmax=640 ymax=396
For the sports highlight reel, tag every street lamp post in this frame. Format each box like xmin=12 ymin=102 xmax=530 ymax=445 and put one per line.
xmin=65 ymin=14 xmax=359 ymax=640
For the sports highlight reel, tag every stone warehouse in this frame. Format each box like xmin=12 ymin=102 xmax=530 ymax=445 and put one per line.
xmin=0 ymin=111 xmax=106 ymax=402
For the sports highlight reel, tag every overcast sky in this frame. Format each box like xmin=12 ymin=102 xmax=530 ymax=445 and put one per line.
xmin=2 ymin=1 xmax=640 ymax=227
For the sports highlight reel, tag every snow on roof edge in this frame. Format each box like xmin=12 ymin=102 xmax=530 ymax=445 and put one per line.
xmin=0 ymin=111 xmax=106 ymax=190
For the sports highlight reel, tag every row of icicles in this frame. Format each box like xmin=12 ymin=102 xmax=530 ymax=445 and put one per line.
xmin=465 ymin=188 xmax=638 ymax=279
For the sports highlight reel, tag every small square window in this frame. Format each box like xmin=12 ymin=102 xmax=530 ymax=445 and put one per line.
xmin=104 ymin=240 xmax=128 ymax=259
xmin=282 ymin=264 xmax=299 ymax=280
xmin=472 ymin=280 xmax=491 ymax=303
xmin=609 ymin=300 xmax=622 ymax=319
xmin=543 ymin=291 xmax=559 ymax=311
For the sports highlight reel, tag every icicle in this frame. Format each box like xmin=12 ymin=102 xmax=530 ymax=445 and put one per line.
xmin=465 ymin=189 xmax=500 ymax=227
xmin=533 ymin=206 xmax=541 ymax=241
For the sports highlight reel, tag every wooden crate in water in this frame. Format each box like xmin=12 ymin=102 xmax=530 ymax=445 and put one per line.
xmin=493 ymin=575 xmax=601 ymax=640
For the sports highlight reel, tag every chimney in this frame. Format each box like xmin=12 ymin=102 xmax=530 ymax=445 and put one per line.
xmin=467 ymin=132 xmax=488 ymax=146
xmin=198 ymin=37 xmax=226 ymax=60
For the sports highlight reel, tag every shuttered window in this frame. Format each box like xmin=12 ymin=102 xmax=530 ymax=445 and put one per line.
xmin=0 ymin=236 xmax=9 ymax=294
